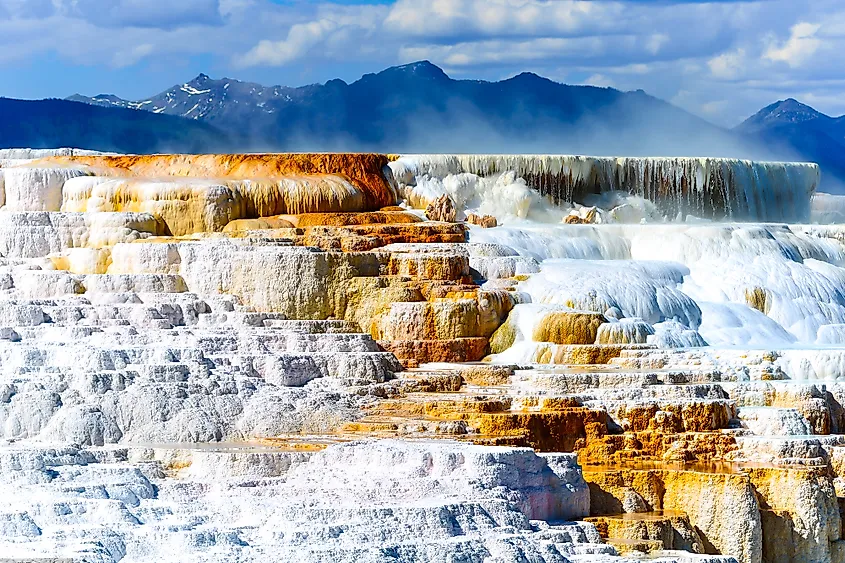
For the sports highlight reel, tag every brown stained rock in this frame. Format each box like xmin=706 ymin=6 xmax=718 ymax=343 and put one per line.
xmin=620 ymin=401 xmax=734 ymax=433
xmin=385 ymin=252 xmax=470 ymax=281
xmin=466 ymin=407 xmax=608 ymax=452
xmin=340 ymin=236 xmax=384 ymax=252
xmin=396 ymin=372 xmax=464 ymax=393
xmin=540 ymin=397 xmax=583 ymax=410
xmin=426 ymin=194 xmax=457 ymax=222
xmin=583 ymin=467 xmax=762 ymax=563
xmin=363 ymin=396 xmax=511 ymax=421
xmin=565 ymin=214 xmax=590 ymax=224
xmin=460 ymin=365 xmax=514 ymax=386
xmin=596 ymin=320 xmax=655 ymax=345
xmin=284 ymin=211 xmax=421 ymax=228
xmin=301 ymin=222 xmax=467 ymax=252
xmin=466 ymin=213 xmax=498 ymax=228
xmin=343 ymin=278 xmax=427 ymax=333
xmin=354 ymin=395 xmax=608 ymax=453
xmin=605 ymin=538 xmax=667 ymax=555
xmin=378 ymin=338 xmax=489 ymax=363
xmin=585 ymin=512 xmax=705 ymax=553
xmin=372 ymin=292 xmax=513 ymax=342
xmin=374 ymin=300 xmax=483 ymax=341
xmin=533 ymin=312 xmax=609 ymax=345
xmin=580 ymin=430 xmax=738 ymax=465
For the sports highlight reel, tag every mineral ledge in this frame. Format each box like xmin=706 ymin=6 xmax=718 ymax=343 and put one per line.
xmin=1 ymin=149 xmax=845 ymax=562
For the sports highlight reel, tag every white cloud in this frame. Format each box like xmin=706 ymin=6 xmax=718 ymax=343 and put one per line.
xmin=239 ymin=20 xmax=340 ymax=67
xmin=645 ymin=33 xmax=669 ymax=55
xmin=707 ymin=48 xmax=747 ymax=80
xmin=383 ymin=0 xmax=615 ymax=39
xmin=399 ymin=36 xmax=610 ymax=68
xmin=111 ymin=43 xmax=155 ymax=68
xmin=764 ymin=22 xmax=822 ymax=67
xmin=236 ymin=4 xmax=386 ymax=67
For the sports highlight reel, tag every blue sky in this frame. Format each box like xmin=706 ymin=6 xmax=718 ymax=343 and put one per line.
xmin=1 ymin=0 xmax=843 ymax=127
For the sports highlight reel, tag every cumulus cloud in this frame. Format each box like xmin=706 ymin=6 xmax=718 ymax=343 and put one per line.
xmin=111 ymin=43 xmax=156 ymax=68
xmin=382 ymin=0 xmax=616 ymax=40
xmin=764 ymin=22 xmax=822 ymax=67
xmin=708 ymin=48 xmax=747 ymax=80
xmin=236 ymin=5 xmax=386 ymax=67
xmin=239 ymin=20 xmax=340 ymax=66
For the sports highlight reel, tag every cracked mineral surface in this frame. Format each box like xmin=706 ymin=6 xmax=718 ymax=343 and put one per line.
xmin=0 ymin=149 xmax=843 ymax=562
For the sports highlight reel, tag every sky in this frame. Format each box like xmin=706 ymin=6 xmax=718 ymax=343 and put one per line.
xmin=1 ymin=0 xmax=843 ymax=127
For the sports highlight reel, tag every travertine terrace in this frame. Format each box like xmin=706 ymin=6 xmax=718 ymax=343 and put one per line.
xmin=1 ymin=149 xmax=844 ymax=562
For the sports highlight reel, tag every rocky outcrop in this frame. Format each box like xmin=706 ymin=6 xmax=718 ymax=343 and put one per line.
xmin=425 ymin=193 xmax=457 ymax=222
xmin=466 ymin=213 xmax=497 ymax=228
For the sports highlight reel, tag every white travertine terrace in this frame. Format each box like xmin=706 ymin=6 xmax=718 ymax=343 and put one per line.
xmin=2 ymin=148 xmax=845 ymax=562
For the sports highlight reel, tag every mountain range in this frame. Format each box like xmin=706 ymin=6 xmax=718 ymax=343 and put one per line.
xmin=3 ymin=60 xmax=843 ymax=192
xmin=0 ymin=97 xmax=229 ymax=155
xmin=68 ymin=61 xmax=735 ymax=156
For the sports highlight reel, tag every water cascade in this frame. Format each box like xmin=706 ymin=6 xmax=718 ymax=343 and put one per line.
xmin=390 ymin=154 xmax=820 ymax=222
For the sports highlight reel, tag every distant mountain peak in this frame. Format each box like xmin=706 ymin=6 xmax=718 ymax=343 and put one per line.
xmin=384 ymin=60 xmax=448 ymax=80
xmin=734 ymin=97 xmax=845 ymax=192
xmin=92 ymin=94 xmax=124 ymax=102
xmin=741 ymin=98 xmax=828 ymax=129
xmin=508 ymin=71 xmax=554 ymax=85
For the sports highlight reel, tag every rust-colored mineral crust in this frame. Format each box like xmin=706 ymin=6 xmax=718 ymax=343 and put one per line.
xmin=37 ymin=153 xmax=396 ymax=209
